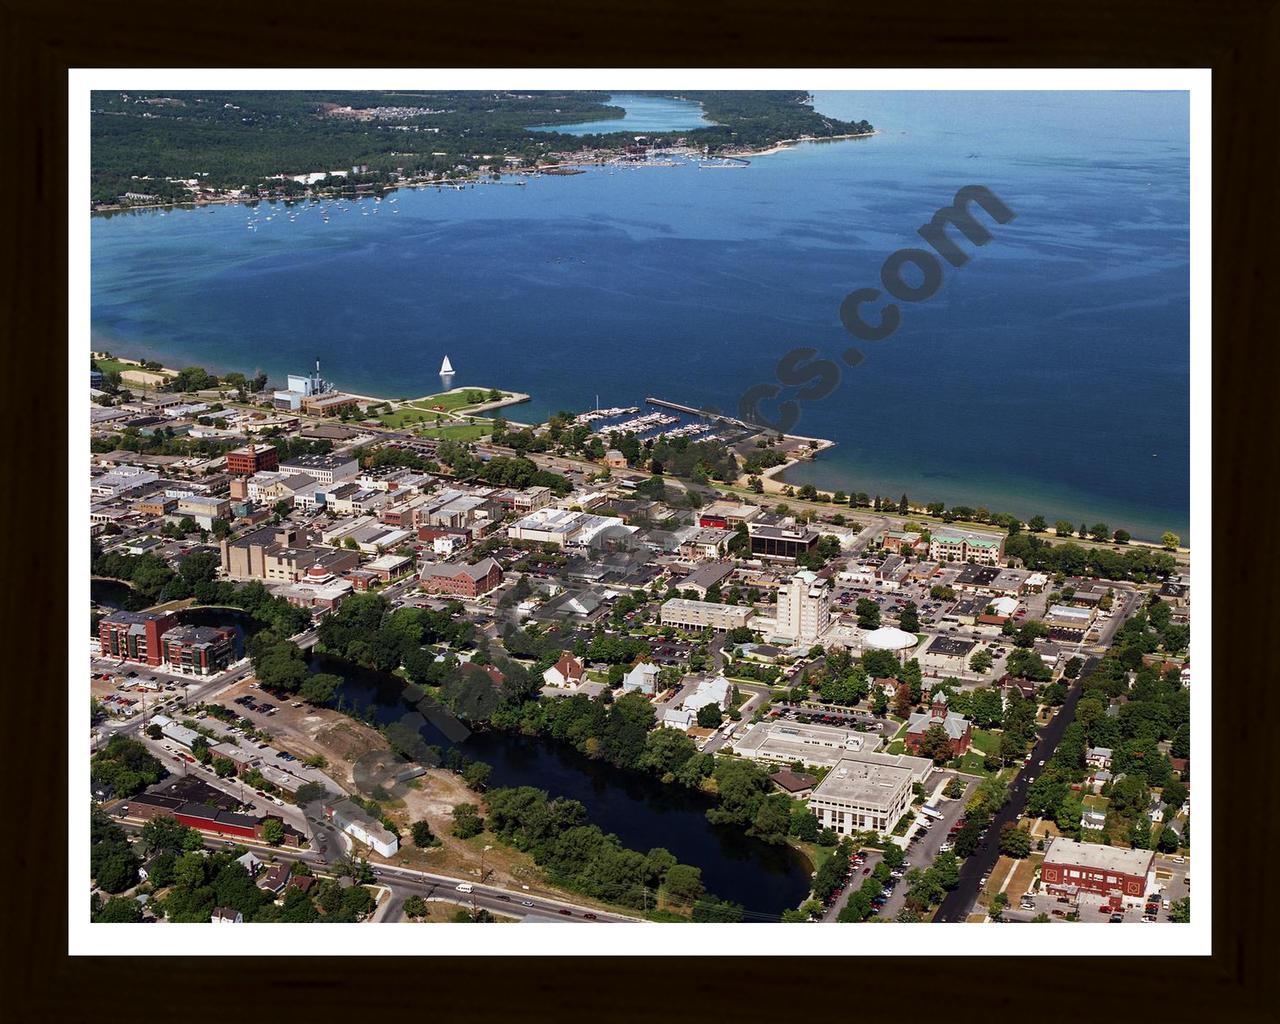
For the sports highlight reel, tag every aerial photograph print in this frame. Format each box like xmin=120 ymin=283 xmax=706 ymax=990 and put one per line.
xmin=77 ymin=73 xmax=1204 ymax=953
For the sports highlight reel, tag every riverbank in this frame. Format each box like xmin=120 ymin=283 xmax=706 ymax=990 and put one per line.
xmin=220 ymin=677 xmax=649 ymax=915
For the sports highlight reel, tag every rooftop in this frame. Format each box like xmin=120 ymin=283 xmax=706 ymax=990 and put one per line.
xmin=925 ymin=635 xmax=977 ymax=657
xmin=862 ymin=626 xmax=918 ymax=651
xmin=809 ymin=756 xmax=915 ymax=807
xmin=1043 ymin=837 xmax=1155 ymax=875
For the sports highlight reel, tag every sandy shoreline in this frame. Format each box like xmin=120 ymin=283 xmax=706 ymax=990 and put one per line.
xmin=739 ymin=130 xmax=879 ymax=159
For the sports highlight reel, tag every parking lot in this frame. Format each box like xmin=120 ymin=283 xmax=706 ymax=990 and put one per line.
xmin=768 ymin=702 xmax=898 ymax=741
xmin=877 ymin=771 xmax=975 ymax=919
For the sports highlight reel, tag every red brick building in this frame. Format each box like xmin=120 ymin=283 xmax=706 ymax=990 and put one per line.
xmin=904 ymin=694 xmax=973 ymax=758
xmin=226 ymin=443 xmax=279 ymax=477
xmin=99 ymin=610 xmax=178 ymax=666
xmin=419 ymin=557 xmax=503 ymax=598
xmin=1041 ymin=837 xmax=1155 ymax=910
xmin=160 ymin=624 xmax=236 ymax=675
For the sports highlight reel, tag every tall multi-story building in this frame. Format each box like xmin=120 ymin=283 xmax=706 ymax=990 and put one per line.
xmin=226 ymin=443 xmax=279 ymax=477
xmin=775 ymin=570 xmax=831 ymax=642
xmin=99 ymin=610 xmax=179 ymax=666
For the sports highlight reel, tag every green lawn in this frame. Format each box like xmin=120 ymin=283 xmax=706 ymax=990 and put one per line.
xmin=377 ymin=406 xmax=447 ymax=429
xmin=416 ymin=422 xmax=493 ymax=441
xmin=796 ymin=841 xmax=834 ymax=877
xmin=952 ymin=751 xmax=989 ymax=774
xmin=886 ymin=740 xmax=905 ymax=755
xmin=970 ymin=729 xmax=1000 ymax=755
xmin=376 ymin=388 xmax=508 ymax=428
xmin=408 ymin=388 xmax=506 ymax=413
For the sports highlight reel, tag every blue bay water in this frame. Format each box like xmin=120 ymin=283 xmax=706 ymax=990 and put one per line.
xmin=90 ymin=91 xmax=1190 ymax=541
xmin=529 ymin=92 xmax=715 ymax=134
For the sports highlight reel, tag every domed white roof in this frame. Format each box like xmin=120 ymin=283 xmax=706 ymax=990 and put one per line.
xmin=863 ymin=626 xmax=918 ymax=651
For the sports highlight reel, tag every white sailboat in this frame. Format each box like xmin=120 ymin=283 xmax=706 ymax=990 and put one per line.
xmin=440 ymin=355 xmax=454 ymax=375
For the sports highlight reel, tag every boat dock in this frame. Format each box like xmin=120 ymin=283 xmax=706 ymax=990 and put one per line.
xmin=645 ymin=397 xmax=756 ymax=431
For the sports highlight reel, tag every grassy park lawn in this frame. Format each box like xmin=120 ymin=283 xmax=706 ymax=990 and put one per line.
xmin=794 ymin=840 xmax=836 ymax=878
xmin=951 ymin=750 xmax=989 ymax=774
xmin=416 ymin=422 xmax=493 ymax=441
xmin=969 ymin=729 xmax=1000 ymax=755
xmin=408 ymin=389 xmax=506 ymax=413
xmin=94 ymin=357 xmax=143 ymax=375
xmin=378 ymin=406 xmax=446 ymax=429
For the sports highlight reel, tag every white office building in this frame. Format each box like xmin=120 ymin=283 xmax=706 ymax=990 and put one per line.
xmin=807 ymin=755 xmax=919 ymax=836
xmin=775 ymin=570 xmax=831 ymax=643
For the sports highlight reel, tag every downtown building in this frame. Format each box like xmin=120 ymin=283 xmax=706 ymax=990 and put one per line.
xmin=225 ymin=443 xmax=279 ymax=477
xmin=660 ymin=598 xmax=752 ymax=633
xmin=98 ymin=610 xmax=179 ymax=667
xmin=419 ymin=557 xmax=504 ymax=598
xmin=806 ymin=755 xmax=920 ymax=837
xmin=160 ymin=624 xmax=236 ymax=676
xmin=1040 ymin=837 xmax=1156 ymax=910
xmin=775 ymin=570 xmax=831 ymax=643
xmin=748 ymin=521 xmax=820 ymax=561
xmin=928 ymin=527 xmax=1006 ymax=565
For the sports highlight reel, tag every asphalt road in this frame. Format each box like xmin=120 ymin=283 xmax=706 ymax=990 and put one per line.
xmin=933 ymin=661 xmax=1093 ymax=922
xmin=367 ymin=863 xmax=639 ymax=923
xmin=112 ymin=818 xmax=639 ymax=923
xmin=930 ymin=584 xmax=1144 ymax=921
